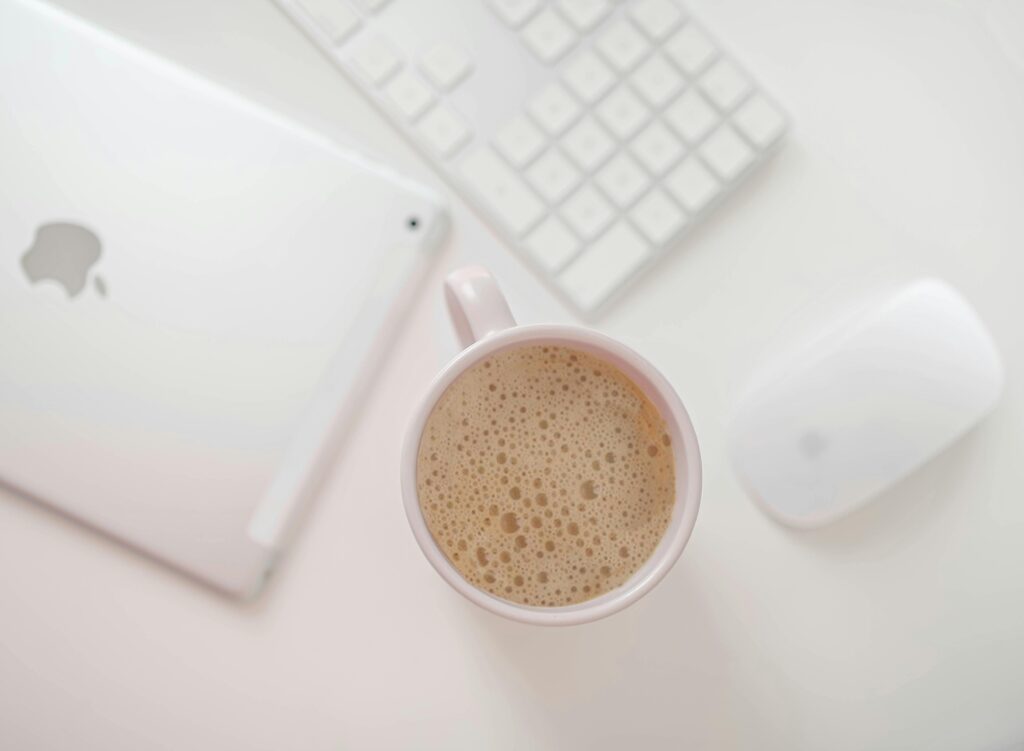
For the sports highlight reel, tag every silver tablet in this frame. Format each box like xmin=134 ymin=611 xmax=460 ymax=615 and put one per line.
xmin=0 ymin=0 xmax=448 ymax=597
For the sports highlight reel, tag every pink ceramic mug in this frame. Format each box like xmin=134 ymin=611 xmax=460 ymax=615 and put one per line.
xmin=401 ymin=267 xmax=702 ymax=626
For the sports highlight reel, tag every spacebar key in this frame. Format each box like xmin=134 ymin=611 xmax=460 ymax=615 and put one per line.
xmin=460 ymin=147 xmax=545 ymax=237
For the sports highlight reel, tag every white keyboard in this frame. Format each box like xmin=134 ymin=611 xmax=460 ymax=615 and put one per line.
xmin=277 ymin=0 xmax=787 ymax=316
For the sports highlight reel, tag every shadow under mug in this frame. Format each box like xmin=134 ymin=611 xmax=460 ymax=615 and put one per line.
xmin=400 ymin=266 xmax=702 ymax=626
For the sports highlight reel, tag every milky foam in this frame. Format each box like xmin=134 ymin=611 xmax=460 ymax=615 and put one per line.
xmin=416 ymin=344 xmax=675 ymax=607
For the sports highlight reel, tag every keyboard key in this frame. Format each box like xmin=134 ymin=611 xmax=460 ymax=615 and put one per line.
xmin=489 ymin=0 xmax=540 ymax=27
xmin=297 ymin=0 xmax=360 ymax=44
xmin=418 ymin=104 xmax=471 ymax=157
xmin=733 ymin=94 xmax=786 ymax=148
xmin=562 ymin=185 xmax=614 ymax=239
xmin=596 ymin=153 xmax=650 ymax=208
xmin=384 ymin=70 xmax=435 ymax=119
xmin=557 ymin=0 xmax=611 ymax=31
xmin=700 ymin=124 xmax=755 ymax=180
xmin=665 ymin=23 xmax=717 ymax=75
xmin=528 ymin=82 xmax=581 ymax=135
xmin=526 ymin=148 xmax=582 ymax=203
xmin=495 ymin=115 xmax=546 ymax=167
xmin=350 ymin=37 xmax=401 ymax=85
xmin=700 ymin=58 xmax=751 ymax=110
xmin=525 ymin=216 xmax=580 ymax=271
xmin=664 ymin=88 xmax=718 ymax=143
xmin=596 ymin=20 xmax=650 ymax=72
xmin=461 ymin=147 xmax=544 ymax=236
xmin=630 ymin=0 xmax=684 ymax=41
xmin=563 ymin=116 xmax=614 ymax=171
xmin=631 ymin=120 xmax=685 ymax=174
xmin=596 ymin=86 xmax=651 ymax=139
xmin=522 ymin=9 xmax=577 ymax=63
xmin=563 ymin=50 xmax=615 ymax=104
xmin=558 ymin=221 xmax=649 ymax=311
xmin=665 ymin=155 xmax=720 ymax=212
xmin=420 ymin=44 xmax=473 ymax=91
xmin=632 ymin=54 xmax=684 ymax=107
xmin=630 ymin=188 xmax=686 ymax=243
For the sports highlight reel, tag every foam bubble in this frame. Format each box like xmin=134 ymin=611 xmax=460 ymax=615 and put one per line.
xmin=416 ymin=344 xmax=675 ymax=607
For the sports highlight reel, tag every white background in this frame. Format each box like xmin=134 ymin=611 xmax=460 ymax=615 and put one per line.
xmin=2 ymin=0 xmax=1024 ymax=748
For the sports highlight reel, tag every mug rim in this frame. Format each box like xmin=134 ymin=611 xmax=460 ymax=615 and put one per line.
xmin=400 ymin=324 xmax=702 ymax=626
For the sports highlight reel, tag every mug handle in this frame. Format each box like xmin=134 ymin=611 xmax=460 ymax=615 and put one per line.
xmin=444 ymin=266 xmax=517 ymax=349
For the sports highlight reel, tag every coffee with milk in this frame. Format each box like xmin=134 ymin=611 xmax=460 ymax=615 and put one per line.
xmin=416 ymin=344 xmax=675 ymax=607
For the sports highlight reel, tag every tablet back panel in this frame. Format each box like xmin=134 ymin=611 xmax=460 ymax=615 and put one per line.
xmin=0 ymin=0 xmax=447 ymax=596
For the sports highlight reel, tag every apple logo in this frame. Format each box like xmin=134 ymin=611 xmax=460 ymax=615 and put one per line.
xmin=21 ymin=222 xmax=107 ymax=298
xmin=799 ymin=429 xmax=828 ymax=460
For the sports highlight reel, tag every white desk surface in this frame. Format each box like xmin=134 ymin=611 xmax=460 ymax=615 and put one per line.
xmin=2 ymin=1 xmax=1023 ymax=749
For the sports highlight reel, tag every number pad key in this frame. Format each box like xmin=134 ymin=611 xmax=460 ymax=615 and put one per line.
xmin=522 ymin=9 xmax=577 ymax=63
xmin=526 ymin=148 xmax=582 ymax=204
xmin=596 ymin=87 xmax=651 ymax=140
xmin=528 ymin=83 xmax=582 ymax=135
xmin=558 ymin=222 xmax=649 ymax=311
xmin=562 ymin=185 xmax=614 ymax=239
xmin=563 ymin=117 xmax=615 ymax=171
xmin=525 ymin=216 xmax=580 ymax=271
xmin=631 ymin=121 xmax=685 ymax=174
xmin=563 ymin=50 xmax=615 ymax=104
xmin=630 ymin=188 xmax=686 ymax=244
xmin=596 ymin=153 xmax=651 ymax=208
xmin=597 ymin=20 xmax=650 ymax=72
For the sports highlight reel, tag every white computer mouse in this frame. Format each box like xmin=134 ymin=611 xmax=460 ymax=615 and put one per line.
xmin=728 ymin=278 xmax=1004 ymax=528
